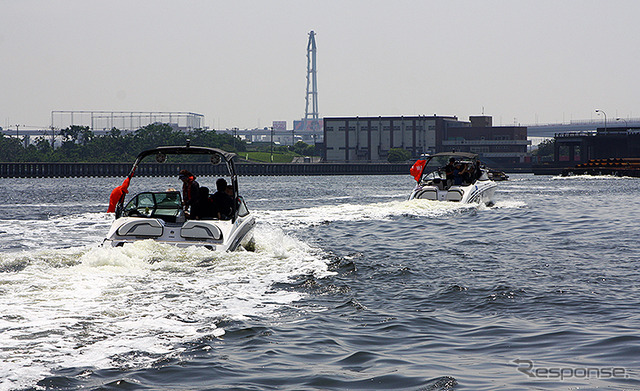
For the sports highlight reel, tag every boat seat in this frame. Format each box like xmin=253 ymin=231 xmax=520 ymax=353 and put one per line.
xmin=117 ymin=219 xmax=164 ymax=237
xmin=415 ymin=189 xmax=437 ymax=200
xmin=445 ymin=189 xmax=464 ymax=202
xmin=428 ymin=178 xmax=446 ymax=190
xmin=181 ymin=221 xmax=222 ymax=240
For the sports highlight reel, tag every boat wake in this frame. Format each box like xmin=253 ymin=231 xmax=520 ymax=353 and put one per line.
xmin=0 ymin=211 xmax=113 ymax=252
xmin=551 ymin=174 xmax=636 ymax=180
xmin=0 ymin=225 xmax=332 ymax=391
xmin=257 ymin=198 xmax=525 ymax=227
xmin=488 ymin=199 xmax=527 ymax=209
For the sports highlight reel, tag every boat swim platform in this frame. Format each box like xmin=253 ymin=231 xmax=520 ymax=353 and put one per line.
xmin=0 ymin=162 xmax=415 ymax=178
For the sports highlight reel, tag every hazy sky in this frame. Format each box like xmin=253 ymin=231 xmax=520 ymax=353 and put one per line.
xmin=2 ymin=0 xmax=639 ymax=130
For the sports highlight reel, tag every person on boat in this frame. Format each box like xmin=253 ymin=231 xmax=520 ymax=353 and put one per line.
xmin=210 ymin=178 xmax=234 ymax=220
xmin=444 ymin=158 xmax=456 ymax=188
xmin=191 ymin=187 xmax=217 ymax=219
xmin=107 ymin=177 xmax=130 ymax=213
xmin=464 ymin=163 xmax=476 ymax=184
xmin=453 ymin=163 xmax=468 ymax=186
xmin=474 ymin=161 xmax=482 ymax=181
xmin=179 ymin=169 xmax=200 ymax=215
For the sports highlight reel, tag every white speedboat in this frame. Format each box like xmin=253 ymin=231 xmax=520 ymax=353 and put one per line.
xmin=103 ymin=144 xmax=255 ymax=251
xmin=408 ymin=152 xmax=497 ymax=205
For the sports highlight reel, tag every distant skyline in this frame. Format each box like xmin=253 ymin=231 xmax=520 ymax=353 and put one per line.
xmin=2 ymin=0 xmax=639 ymax=130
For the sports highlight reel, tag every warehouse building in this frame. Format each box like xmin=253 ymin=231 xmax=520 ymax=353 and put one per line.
xmin=323 ymin=115 xmax=462 ymax=162
xmin=442 ymin=116 xmax=530 ymax=167
xmin=323 ymin=115 xmax=530 ymax=167
xmin=553 ymin=127 xmax=640 ymax=163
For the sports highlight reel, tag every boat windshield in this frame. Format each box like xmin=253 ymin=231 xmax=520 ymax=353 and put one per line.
xmin=420 ymin=154 xmax=480 ymax=185
xmin=123 ymin=191 xmax=184 ymax=221
xmin=422 ymin=155 xmax=453 ymax=178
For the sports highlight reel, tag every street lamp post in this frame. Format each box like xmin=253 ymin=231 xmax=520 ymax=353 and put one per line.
xmin=616 ymin=117 xmax=628 ymax=130
xmin=232 ymin=127 xmax=238 ymax=151
xmin=595 ymin=109 xmax=607 ymax=132
xmin=270 ymin=126 xmax=274 ymax=162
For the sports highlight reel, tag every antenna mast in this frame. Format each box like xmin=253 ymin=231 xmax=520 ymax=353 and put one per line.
xmin=304 ymin=31 xmax=319 ymax=134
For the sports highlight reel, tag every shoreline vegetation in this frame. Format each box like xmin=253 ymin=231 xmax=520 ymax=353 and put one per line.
xmin=0 ymin=123 xmax=319 ymax=164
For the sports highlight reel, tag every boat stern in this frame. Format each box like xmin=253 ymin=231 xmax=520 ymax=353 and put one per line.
xmin=103 ymin=215 xmax=255 ymax=252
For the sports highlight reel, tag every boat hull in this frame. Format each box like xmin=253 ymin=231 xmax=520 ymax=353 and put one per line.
xmin=102 ymin=214 xmax=255 ymax=252
xmin=409 ymin=180 xmax=497 ymax=206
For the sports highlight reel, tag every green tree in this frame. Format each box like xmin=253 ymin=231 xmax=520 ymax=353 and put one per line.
xmin=291 ymin=141 xmax=318 ymax=156
xmin=59 ymin=125 xmax=90 ymax=143
xmin=79 ymin=128 xmax=95 ymax=146
xmin=133 ymin=123 xmax=186 ymax=150
xmin=35 ymin=137 xmax=53 ymax=155
xmin=533 ymin=138 xmax=555 ymax=158
xmin=0 ymin=123 xmax=250 ymax=162
xmin=387 ymin=148 xmax=411 ymax=162
xmin=189 ymin=129 xmax=247 ymax=152
xmin=0 ymin=135 xmax=24 ymax=161
xmin=108 ymin=127 xmax=121 ymax=138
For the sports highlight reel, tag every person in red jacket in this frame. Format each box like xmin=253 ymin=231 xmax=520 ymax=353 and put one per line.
xmin=107 ymin=177 xmax=130 ymax=213
xmin=179 ymin=169 xmax=200 ymax=216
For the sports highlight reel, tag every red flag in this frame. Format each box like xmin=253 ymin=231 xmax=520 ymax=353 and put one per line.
xmin=410 ymin=160 xmax=427 ymax=182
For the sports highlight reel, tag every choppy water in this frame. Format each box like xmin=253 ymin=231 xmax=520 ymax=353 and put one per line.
xmin=1 ymin=174 xmax=639 ymax=390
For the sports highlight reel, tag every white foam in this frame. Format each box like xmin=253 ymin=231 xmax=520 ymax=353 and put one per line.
xmin=485 ymin=200 xmax=527 ymax=209
xmin=0 ymin=212 xmax=113 ymax=252
xmin=550 ymin=174 xmax=635 ymax=180
xmin=258 ymin=199 xmax=483 ymax=227
xmin=0 ymin=225 xmax=332 ymax=391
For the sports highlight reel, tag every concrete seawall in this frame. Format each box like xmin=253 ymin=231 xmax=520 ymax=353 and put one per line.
xmin=0 ymin=162 xmax=414 ymax=178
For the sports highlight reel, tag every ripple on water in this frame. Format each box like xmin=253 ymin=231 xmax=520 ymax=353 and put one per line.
xmin=3 ymin=175 xmax=640 ymax=390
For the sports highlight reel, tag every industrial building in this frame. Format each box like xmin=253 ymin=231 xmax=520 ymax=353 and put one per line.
xmin=443 ymin=116 xmax=530 ymax=167
xmin=323 ymin=115 xmax=460 ymax=162
xmin=323 ymin=115 xmax=530 ymax=168
xmin=553 ymin=127 xmax=640 ymax=164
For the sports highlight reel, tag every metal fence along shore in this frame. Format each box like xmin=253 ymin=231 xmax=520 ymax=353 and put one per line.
xmin=0 ymin=162 xmax=414 ymax=178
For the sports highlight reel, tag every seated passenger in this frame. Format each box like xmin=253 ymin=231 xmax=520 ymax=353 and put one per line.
xmin=444 ymin=158 xmax=456 ymax=187
xmin=453 ymin=163 xmax=465 ymax=185
xmin=464 ymin=164 xmax=475 ymax=184
xmin=432 ymin=178 xmax=444 ymax=190
xmin=460 ymin=163 xmax=473 ymax=185
xmin=191 ymin=187 xmax=215 ymax=219
xmin=211 ymin=178 xmax=234 ymax=220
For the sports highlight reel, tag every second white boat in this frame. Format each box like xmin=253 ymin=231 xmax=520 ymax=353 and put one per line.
xmin=408 ymin=152 xmax=497 ymax=206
